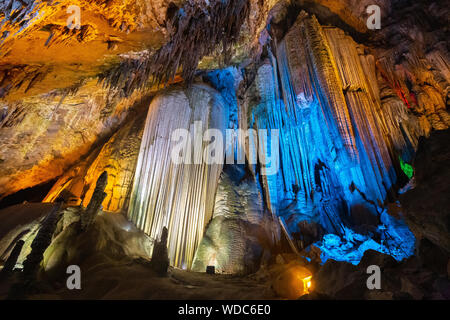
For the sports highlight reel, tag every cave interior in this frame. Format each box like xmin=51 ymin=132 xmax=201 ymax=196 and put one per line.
xmin=0 ymin=0 xmax=449 ymax=300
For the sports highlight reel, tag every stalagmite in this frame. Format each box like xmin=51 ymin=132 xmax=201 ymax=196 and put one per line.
xmin=22 ymin=203 xmax=62 ymax=279
xmin=192 ymin=165 xmax=272 ymax=274
xmin=128 ymin=84 xmax=229 ymax=269
xmin=80 ymin=171 xmax=108 ymax=231
xmin=150 ymin=227 xmax=169 ymax=276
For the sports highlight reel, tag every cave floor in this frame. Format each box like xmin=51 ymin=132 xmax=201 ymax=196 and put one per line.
xmin=0 ymin=204 xmax=276 ymax=300
xmin=0 ymin=264 xmax=276 ymax=300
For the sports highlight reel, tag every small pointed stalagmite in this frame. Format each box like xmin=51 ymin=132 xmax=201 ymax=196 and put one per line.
xmin=81 ymin=171 xmax=108 ymax=231
xmin=150 ymin=227 xmax=170 ymax=276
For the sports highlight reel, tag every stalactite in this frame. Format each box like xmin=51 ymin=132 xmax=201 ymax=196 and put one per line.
xmin=322 ymin=27 xmax=396 ymax=201
xmin=426 ymin=49 xmax=450 ymax=86
xmin=267 ymin=13 xmax=359 ymax=234
xmin=235 ymin=11 xmax=423 ymax=264
xmin=376 ymin=57 xmax=431 ymax=162
xmin=80 ymin=171 xmax=108 ymax=231
xmin=242 ymin=50 xmax=347 ymax=236
xmin=127 ymin=84 xmax=228 ymax=269
xmin=100 ymin=0 xmax=251 ymax=95
xmin=0 ymin=65 xmax=52 ymax=97
xmin=43 ymin=24 xmax=98 ymax=47
xmin=243 ymin=12 xmax=416 ymax=256
xmin=375 ymin=45 xmax=450 ymax=138
xmin=0 ymin=0 xmax=158 ymax=48
xmin=303 ymin=16 xmax=358 ymax=161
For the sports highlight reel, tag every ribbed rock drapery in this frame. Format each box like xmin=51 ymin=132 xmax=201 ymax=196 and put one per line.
xmin=127 ymin=84 xmax=229 ymax=269
xmin=243 ymin=13 xmax=401 ymax=236
xmin=322 ymin=27 xmax=396 ymax=202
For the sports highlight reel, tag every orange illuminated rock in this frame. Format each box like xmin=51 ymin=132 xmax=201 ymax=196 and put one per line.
xmin=42 ymin=97 xmax=149 ymax=213
xmin=272 ymin=261 xmax=313 ymax=299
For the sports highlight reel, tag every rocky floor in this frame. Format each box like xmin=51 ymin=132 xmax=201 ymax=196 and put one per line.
xmin=0 ymin=265 xmax=275 ymax=300
xmin=0 ymin=205 xmax=275 ymax=300
xmin=1 ymin=248 xmax=448 ymax=300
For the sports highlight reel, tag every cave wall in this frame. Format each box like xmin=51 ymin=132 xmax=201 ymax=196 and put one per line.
xmin=2 ymin=0 xmax=448 ymax=204
xmin=0 ymin=0 xmax=449 ymax=275
xmin=0 ymin=81 xmax=146 ymax=200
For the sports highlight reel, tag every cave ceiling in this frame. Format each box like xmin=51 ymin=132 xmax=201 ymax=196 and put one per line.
xmin=0 ymin=0 xmax=448 ymax=199
xmin=1 ymin=0 xmax=422 ymax=100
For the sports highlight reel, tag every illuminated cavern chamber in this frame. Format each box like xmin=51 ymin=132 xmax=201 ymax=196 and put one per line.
xmin=38 ymin=12 xmax=448 ymax=272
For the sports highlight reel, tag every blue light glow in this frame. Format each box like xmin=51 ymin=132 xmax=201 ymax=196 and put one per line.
xmin=205 ymin=40 xmax=416 ymax=266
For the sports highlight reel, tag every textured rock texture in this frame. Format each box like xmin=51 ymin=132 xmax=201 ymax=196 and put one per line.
xmin=2 ymin=0 xmax=448 ymax=203
xmin=242 ymin=13 xmax=399 ymax=241
xmin=0 ymin=81 xmax=145 ymax=199
xmin=41 ymin=209 xmax=152 ymax=279
xmin=312 ymin=249 xmax=450 ymax=299
xmin=233 ymin=3 xmax=449 ymax=271
xmin=192 ymin=165 xmax=276 ymax=275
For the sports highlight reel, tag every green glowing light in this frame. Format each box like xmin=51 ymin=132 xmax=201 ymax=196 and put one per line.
xmin=399 ymin=157 xmax=413 ymax=179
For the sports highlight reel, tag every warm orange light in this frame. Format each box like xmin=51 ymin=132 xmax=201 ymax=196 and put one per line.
xmin=302 ymin=276 xmax=312 ymax=293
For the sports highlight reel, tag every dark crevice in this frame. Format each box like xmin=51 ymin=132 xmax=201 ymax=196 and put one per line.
xmin=0 ymin=179 xmax=57 ymax=210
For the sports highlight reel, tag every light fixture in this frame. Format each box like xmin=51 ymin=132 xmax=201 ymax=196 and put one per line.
xmin=302 ymin=276 xmax=312 ymax=294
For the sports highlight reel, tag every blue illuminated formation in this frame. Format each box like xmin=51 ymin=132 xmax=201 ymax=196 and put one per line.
xmin=205 ymin=17 xmax=416 ymax=265
xmin=317 ymin=210 xmax=415 ymax=265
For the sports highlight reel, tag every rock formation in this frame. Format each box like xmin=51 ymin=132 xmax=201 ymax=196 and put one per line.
xmin=42 ymin=101 xmax=148 ymax=212
xmin=0 ymin=240 xmax=24 ymax=277
xmin=192 ymin=165 xmax=275 ymax=275
xmin=400 ymin=129 xmax=450 ymax=255
xmin=0 ymin=0 xmax=449 ymax=300
xmin=127 ymin=84 xmax=229 ymax=269
xmin=80 ymin=171 xmax=108 ymax=231
xmin=150 ymin=227 xmax=170 ymax=276
xmin=21 ymin=202 xmax=62 ymax=279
